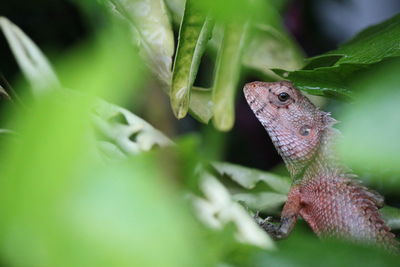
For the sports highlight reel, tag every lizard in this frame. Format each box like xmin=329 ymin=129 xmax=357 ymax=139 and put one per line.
xmin=243 ymin=81 xmax=398 ymax=251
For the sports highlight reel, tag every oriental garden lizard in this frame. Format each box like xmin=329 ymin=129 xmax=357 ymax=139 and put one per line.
xmin=244 ymin=81 xmax=398 ymax=251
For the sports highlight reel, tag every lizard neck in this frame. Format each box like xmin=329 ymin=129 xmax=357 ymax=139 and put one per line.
xmin=284 ymin=127 xmax=340 ymax=180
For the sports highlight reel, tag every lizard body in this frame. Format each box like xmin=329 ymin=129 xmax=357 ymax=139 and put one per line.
xmin=243 ymin=81 xmax=397 ymax=251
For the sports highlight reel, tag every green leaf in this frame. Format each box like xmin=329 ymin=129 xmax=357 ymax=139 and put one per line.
xmin=192 ymin=172 xmax=275 ymax=250
xmin=0 ymin=84 xmax=10 ymax=99
xmin=210 ymin=162 xmax=290 ymax=212
xmin=0 ymin=21 xmax=207 ymax=267
xmin=171 ymin=0 xmax=213 ymax=119
xmin=108 ymin=0 xmax=175 ymax=84
xmin=326 ymin=14 xmax=400 ymax=65
xmin=249 ymin=233 xmax=399 ymax=267
xmin=92 ymin=99 xmax=173 ymax=156
xmin=164 ymin=0 xmax=185 ymax=24
xmin=189 ymin=87 xmax=213 ymax=123
xmin=338 ymin=59 xmax=400 ymax=185
xmin=242 ymin=23 xmax=304 ymax=77
xmin=274 ymin=14 xmax=400 ymax=98
xmin=211 ymin=162 xmax=290 ymax=194
xmin=212 ymin=21 xmax=248 ymax=131
xmin=0 ymin=16 xmax=61 ymax=94
xmin=232 ymin=192 xmax=287 ymax=212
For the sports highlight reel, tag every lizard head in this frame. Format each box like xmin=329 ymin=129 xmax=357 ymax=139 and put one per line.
xmin=243 ymin=81 xmax=335 ymax=175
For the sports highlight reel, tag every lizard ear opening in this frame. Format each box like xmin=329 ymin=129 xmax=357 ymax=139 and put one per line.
xmin=299 ymin=125 xmax=311 ymax=136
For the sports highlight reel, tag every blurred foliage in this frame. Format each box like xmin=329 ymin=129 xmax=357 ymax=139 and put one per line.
xmin=338 ymin=59 xmax=400 ymax=187
xmin=0 ymin=0 xmax=399 ymax=267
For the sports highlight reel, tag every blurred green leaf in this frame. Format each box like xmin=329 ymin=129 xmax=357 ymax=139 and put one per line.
xmin=195 ymin=0 xmax=265 ymax=25
xmin=0 ymin=16 xmax=61 ymax=94
xmin=192 ymin=172 xmax=275 ymax=250
xmin=274 ymin=14 xmax=400 ymax=98
xmin=248 ymin=233 xmax=400 ymax=267
xmin=233 ymin=192 xmax=287 ymax=213
xmin=108 ymin=0 xmax=175 ymax=85
xmin=211 ymin=162 xmax=290 ymax=212
xmin=92 ymin=99 xmax=173 ymax=156
xmin=242 ymin=24 xmax=304 ymax=78
xmin=189 ymin=87 xmax=213 ymax=123
xmin=171 ymin=0 xmax=213 ymax=119
xmin=0 ymin=102 xmax=206 ymax=267
xmin=0 ymin=16 xmax=208 ymax=266
xmin=381 ymin=206 xmax=400 ymax=230
xmin=338 ymin=59 xmax=400 ymax=182
xmin=1 ymin=14 xmax=172 ymax=161
xmin=211 ymin=162 xmax=290 ymax=194
xmin=212 ymin=21 xmax=248 ymax=131
xmin=0 ymin=84 xmax=10 ymax=99
xmin=164 ymin=0 xmax=185 ymax=25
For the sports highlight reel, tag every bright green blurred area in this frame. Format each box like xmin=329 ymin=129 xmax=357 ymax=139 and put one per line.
xmin=339 ymin=59 xmax=400 ymax=188
xmin=0 ymin=17 xmax=207 ymax=267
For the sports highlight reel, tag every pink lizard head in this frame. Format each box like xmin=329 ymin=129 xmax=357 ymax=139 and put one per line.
xmin=243 ymin=81 xmax=335 ymax=175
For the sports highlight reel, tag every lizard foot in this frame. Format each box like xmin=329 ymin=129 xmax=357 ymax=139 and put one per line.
xmin=253 ymin=212 xmax=284 ymax=240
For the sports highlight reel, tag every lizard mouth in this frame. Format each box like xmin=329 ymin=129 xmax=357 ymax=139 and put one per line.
xmin=243 ymin=81 xmax=270 ymax=113
xmin=243 ymin=82 xmax=261 ymax=103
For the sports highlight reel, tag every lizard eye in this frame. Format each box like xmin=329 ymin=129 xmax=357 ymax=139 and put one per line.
xmin=299 ymin=125 xmax=311 ymax=136
xmin=278 ymin=92 xmax=290 ymax=102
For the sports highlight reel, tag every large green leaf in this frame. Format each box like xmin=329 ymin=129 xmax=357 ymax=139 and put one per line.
xmin=242 ymin=20 xmax=304 ymax=78
xmin=171 ymin=0 xmax=213 ymax=118
xmin=274 ymin=14 xmax=400 ymax=98
xmin=212 ymin=21 xmax=248 ymax=131
xmin=108 ymin=0 xmax=175 ymax=85
xmin=338 ymin=59 xmax=400 ymax=183
xmin=0 ymin=17 xmax=209 ymax=267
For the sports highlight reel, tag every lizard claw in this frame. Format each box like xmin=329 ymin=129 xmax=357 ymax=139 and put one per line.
xmin=253 ymin=214 xmax=282 ymax=239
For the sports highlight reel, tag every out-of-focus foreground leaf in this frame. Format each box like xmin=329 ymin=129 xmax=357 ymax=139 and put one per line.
xmin=171 ymin=0 xmax=213 ymax=119
xmin=338 ymin=59 xmax=400 ymax=185
xmin=274 ymin=14 xmax=400 ymax=98
xmin=0 ymin=16 xmax=209 ymax=266
xmin=0 ymin=16 xmax=61 ymax=94
xmin=244 ymin=233 xmax=400 ymax=267
xmin=192 ymin=172 xmax=275 ymax=250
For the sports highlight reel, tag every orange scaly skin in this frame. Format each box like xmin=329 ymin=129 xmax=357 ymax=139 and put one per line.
xmin=244 ymin=81 xmax=398 ymax=251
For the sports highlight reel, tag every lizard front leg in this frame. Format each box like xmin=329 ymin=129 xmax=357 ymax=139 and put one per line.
xmin=257 ymin=185 xmax=301 ymax=240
